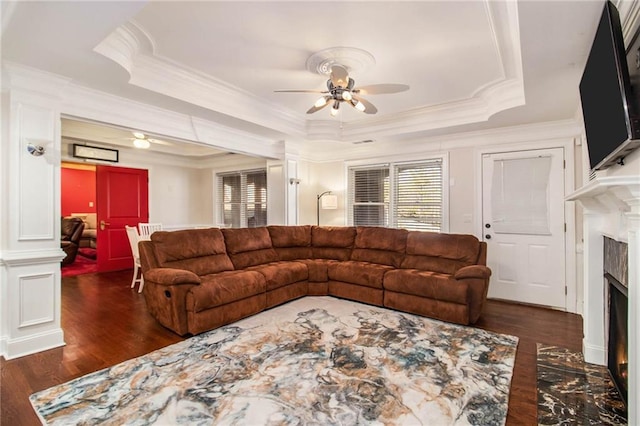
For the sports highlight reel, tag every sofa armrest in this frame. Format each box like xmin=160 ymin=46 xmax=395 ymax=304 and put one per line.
xmin=454 ymin=265 xmax=491 ymax=280
xmin=144 ymin=268 xmax=201 ymax=286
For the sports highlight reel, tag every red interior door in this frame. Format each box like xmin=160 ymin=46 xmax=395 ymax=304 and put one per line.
xmin=96 ymin=165 xmax=149 ymax=272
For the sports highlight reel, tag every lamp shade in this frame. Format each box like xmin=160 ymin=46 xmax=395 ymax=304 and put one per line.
xmin=321 ymin=194 xmax=338 ymax=209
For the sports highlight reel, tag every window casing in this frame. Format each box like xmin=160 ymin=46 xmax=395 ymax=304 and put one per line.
xmin=348 ymin=158 xmax=445 ymax=232
xmin=217 ymin=169 xmax=267 ymax=228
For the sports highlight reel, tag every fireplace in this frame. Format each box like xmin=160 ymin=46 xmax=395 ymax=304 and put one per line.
xmin=607 ymin=273 xmax=628 ymax=405
xmin=567 ymin=175 xmax=639 ymax=424
xmin=604 ymin=236 xmax=629 ymax=407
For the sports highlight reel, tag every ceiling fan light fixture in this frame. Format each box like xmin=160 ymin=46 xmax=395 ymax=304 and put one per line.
xmin=330 ymin=101 xmax=340 ymax=116
xmin=133 ymin=138 xmax=150 ymax=149
xmin=352 ymin=99 xmax=366 ymax=112
xmin=314 ymin=96 xmax=328 ymax=108
xmin=341 ymin=90 xmax=353 ymax=101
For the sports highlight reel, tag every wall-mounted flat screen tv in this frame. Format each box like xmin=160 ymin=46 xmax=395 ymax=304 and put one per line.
xmin=579 ymin=1 xmax=640 ymax=173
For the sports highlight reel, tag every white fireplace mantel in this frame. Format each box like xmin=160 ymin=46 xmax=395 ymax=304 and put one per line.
xmin=567 ymin=176 xmax=640 ymax=214
xmin=567 ymin=174 xmax=640 ymax=423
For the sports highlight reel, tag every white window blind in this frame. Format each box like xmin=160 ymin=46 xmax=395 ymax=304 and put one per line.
xmin=349 ymin=166 xmax=390 ymax=227
xmin=393 ymin=160 xmax=443 ymax=232
xmin=348 ymin=158 xmax=443 ymax=232
xmin=218 ymin=169 xmax=267 ymax=228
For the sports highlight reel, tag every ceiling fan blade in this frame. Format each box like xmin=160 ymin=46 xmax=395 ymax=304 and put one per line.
xmin=329 ymin=65 xmax=350 ymax=88
xmin=352 ymin=96 xmax=378 ymax=114
xmin=274 ymin=90 xmax=327 ymax=94
xmin=353 ymin=84 xmax=410 ymax=95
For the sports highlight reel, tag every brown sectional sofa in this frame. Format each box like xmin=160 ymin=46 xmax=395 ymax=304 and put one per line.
xmin=138 ymin=226 xmax=491 ymax=336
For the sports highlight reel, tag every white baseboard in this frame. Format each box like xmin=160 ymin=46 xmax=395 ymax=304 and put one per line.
xmin=583 ymin=340 xmax=606 ymax=365
xmin=3 ymin=328 xmax=65 ymax=360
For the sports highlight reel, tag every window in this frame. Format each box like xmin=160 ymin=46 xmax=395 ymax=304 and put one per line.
xmin=348 ymin=158 xmax=444 ymax=232
xmin=218 ymin=169 xmax=267 ymax=228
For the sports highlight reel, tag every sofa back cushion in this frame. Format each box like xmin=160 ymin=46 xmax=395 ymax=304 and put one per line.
xmin=351 ymin=227 xmax=408 ymax=267
xmin=151 ymin=228 xmax=234 ymax=276
xmin=222 ymin=227 xmax=278 ymax=269
xmin=311 ymin=226 xmax=357 ymax=260
xmin=401 ymin=232 xmax=482 ymax=274
xmin=267 ymin=225 xmax=312 ymax=260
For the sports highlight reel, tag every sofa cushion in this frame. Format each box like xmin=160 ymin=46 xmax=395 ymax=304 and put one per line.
xmin=311 ymin=226 xmax=356 ymax=260
xmin=188 ymin=270 xmax=266 ymax=313
xmin=222 ymin=227 xmax=278 ymax=269
xmin=351 ymin=227 xmax=408 ymax=267
xmin=151 ymin=229 xmax=234 ymax=276
xmin=384 ymin=269 xmax=469 ymax=305
xmin=268 ymin=225 xmax=313 ymax=260
xmin=401 ymin=232 xmax=481 ymax=274
xmin=268 ymin=225 xmax=312 ymax=247
xmin=328 ymin=260 xmax=393 ymax=289
xmin=296 ymin=259 xmax=338 ymax=282
xmin=248 ymin=261 xmax=308 ymax=291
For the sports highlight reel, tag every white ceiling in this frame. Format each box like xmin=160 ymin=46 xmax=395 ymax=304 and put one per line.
xmin=0 ymin=0 xmax=619 ymax=156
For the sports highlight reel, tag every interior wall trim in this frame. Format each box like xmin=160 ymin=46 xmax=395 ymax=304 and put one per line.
xmin=0 ymin=249 xmax=66 ymax=267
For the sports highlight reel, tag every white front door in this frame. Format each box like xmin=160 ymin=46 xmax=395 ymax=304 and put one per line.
xmin=482 ymin=148 xmax=566 ymax=309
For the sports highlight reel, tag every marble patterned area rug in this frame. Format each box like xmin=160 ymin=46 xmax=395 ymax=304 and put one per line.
xmin=31 ymin=297 xmax=519 ymax=425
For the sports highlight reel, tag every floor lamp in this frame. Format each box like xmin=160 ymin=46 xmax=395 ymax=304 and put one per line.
xmin=317 ymin=191 xmax=338 ymax=225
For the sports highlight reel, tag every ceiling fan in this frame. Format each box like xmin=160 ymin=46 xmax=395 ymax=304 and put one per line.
xmin=128 ymin=132 xmax=173 ymax=149
xmin=275 ymin=65 xmax=409 ymax=116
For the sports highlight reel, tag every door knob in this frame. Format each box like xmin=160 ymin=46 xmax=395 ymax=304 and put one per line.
xmin=100 ymin=220 xmax=111 ymax=230
xmin=485 ymin=223 xmax=491 ymax=228
xmin=485 ymin=234 xmax=492 ymax=240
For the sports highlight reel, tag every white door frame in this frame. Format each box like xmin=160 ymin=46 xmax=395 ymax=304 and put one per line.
xmin=474 ymin=137 xmax=578 ymax=313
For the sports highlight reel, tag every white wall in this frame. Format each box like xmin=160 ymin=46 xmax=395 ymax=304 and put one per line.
xmin=148 ymin=165 xmax=212 ymax=227
xmin=448 ymin=148 xmax=476 ymax=234
xmin=299 ymin=161 xmax=346 ymax=226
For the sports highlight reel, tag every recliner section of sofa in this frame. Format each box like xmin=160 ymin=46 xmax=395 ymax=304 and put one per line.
xmin=138 ymin=225 xmax=491 ymax=336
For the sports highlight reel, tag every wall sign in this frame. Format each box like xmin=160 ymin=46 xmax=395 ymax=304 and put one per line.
xmin=72 ymin=144 xmax=119 ymax=162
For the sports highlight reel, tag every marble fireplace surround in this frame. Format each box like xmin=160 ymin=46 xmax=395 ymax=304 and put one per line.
xmin=567 ymin=175 xmax=640 ymax=424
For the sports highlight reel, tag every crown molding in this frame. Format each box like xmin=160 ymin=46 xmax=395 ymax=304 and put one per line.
xmin=304 ymin=0 xmax=524 ymax=143
xmin=94 ymin=1 xmax=525 ymax=145
xmin=3 ymin=63 xmax=285 ymax=160
xmin=296 ymin=119 xmax=582 ymax=163
xmin=94 ymin=22 xmax=306 ymax=138
xmin=617 ymin=0 xmax=640 ymax=44
xmin=2 ymin=63 xmax=72 ymax=98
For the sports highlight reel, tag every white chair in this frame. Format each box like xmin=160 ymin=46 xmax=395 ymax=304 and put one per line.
xmin=138 ymin=223 xmax=163 ymax=240
xmin=125 ymin=225 xmax=144 ymax=293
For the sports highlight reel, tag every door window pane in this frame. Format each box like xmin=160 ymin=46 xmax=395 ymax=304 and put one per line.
xmin=491 ymin=156 xmax=551 ymax=235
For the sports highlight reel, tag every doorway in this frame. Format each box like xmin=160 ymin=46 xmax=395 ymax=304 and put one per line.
xmin=61 ymin=163 xmax=149 ymax=274
xmin=481 ymin=147 xmax=566 ymax=309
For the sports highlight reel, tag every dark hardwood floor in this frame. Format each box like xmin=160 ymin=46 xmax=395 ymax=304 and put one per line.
xmin=1 ymin=271 xmax=583 ymax=425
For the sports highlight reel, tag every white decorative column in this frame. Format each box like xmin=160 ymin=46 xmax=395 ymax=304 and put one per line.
xmin=0 ymin=65 xmax=68 ymax=359
xmin=567 ymin=176 xmax=640 ymax=424
xmin=626 ymin=196 xmax=640 ymax=424
xmin=286 ymin=158 xmax=299 ymax=225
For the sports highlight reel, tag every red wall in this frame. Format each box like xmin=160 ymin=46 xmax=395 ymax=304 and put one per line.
xmin=61 ymin=167 xmax=96 ymax=216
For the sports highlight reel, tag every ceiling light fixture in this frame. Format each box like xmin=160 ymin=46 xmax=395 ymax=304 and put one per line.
xmin=133 ymin=138 xmax=150 ymax=149
xmin=341 ymin=90 xmax=352 ymax=101
xmin=330 ymin=101 xmax=340 ymax=116
xmin=314 ymin=96 xmax=329 ymax=108
xmin=351 ymin=99 xmax=366 ymax=112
